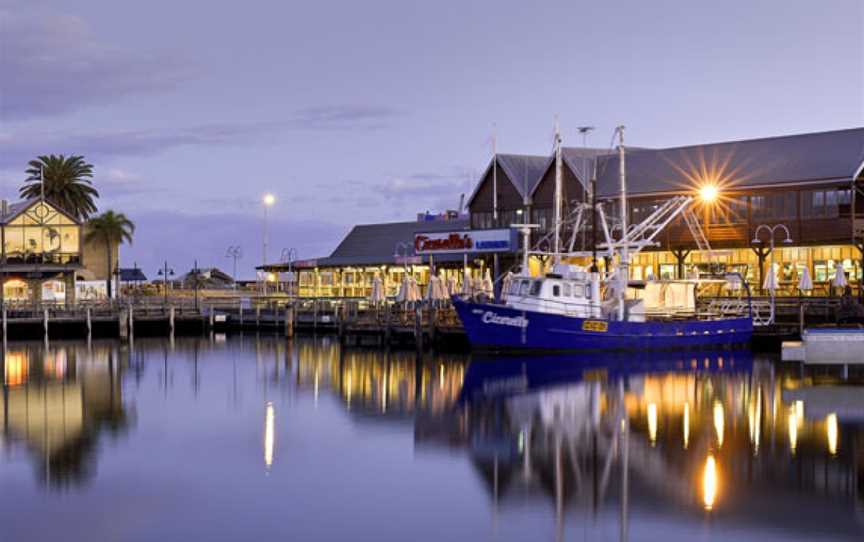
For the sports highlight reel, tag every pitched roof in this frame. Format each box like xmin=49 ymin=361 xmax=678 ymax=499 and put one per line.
xmin=594 ymin=127 xmax=864 ymax=197
xmin=261 ymin=219 xmax=471 ymax=269
xmin=466 ymin=154 xmax=552 ymax=206
xmin=119 ymin=268 xmax=148 ymax=282
xmin=0 ymin=197 xmax=84 ymax=225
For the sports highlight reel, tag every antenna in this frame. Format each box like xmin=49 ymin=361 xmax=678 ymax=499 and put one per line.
xmin=576 ymin=126 xmax=596 ymax=148
xmin=458 ymin=193 xmax=465 ymax=213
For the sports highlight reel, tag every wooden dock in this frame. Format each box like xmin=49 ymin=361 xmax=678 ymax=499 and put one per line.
xmin=0 ymin=295 xmax=847 ymax=348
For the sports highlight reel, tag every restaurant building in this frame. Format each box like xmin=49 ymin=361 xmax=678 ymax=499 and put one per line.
xmin=0 ymin=198 xmax=118 ymax=304
xmin=264 ymin=127 xmax=864 ymax=298
xmin=467 ymin=127 xmax=864 ymax=294
xmin=262 ymin=215 xmax=508 ymax=298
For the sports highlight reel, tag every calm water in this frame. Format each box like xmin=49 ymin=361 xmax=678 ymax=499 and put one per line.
xmin=1 ymin=336 xmax=862 ymax=542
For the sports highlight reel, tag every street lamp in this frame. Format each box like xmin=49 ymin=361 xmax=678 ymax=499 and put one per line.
xmin=226 ymin=245 xmax=242 ymax=290
xmin=262 ymin=193 xmax=276 ymax=295
xmin=157 ymin=261 xmax=175 ymax=305
xmin=752 ymin=223 xmax=793 ymax=324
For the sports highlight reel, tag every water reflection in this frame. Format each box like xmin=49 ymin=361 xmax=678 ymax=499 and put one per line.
xmin=1 ymin=336 xmax=863 ymax=541
xmin=1 ymin=342 xmax=129 ymax=488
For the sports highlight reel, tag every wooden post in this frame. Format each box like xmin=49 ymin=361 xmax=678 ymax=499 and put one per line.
xmin=118 ymin=307 xmax=129 ymax=340
xmin=209 ymin=305 xmax=215 ymax=329
xmin=799 ymin=302 xmax=805 ymax=338
xmin=256 ymin=305 xmax=261 ymax=328
xmin=2 ymin=307 xmax=6 ymax=339
xmin=428 ymin=306 xmax=437 ymax=349
xmin=414 ymin=305 xmax=423 ymax=351
xmin=128 ymin=304 xmax=134 ymax=337
xmin=169 ymin=305 xmax=175 ymax=334
xmin=43 ymin=307 xmax=49 ymax=339
xmin=86 ymin=306 xmax=92 ymax=336
xmin=285 ymin=304 xmax=294 ymax=338
xmin=313 ymin=299 xmax=318 ymax=333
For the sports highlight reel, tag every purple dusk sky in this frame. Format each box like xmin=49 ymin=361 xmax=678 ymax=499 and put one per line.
xmin=1 ymin=0 xmax=862 ymax=278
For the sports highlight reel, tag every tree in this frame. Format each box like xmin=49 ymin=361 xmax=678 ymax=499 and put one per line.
xmin=21 ymin=155 xmax=99 ymax=220
xmin=85 ymin=211 xmax=135 ymax=299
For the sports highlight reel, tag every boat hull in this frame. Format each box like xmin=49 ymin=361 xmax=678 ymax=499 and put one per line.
xmin=452 ymin=297 xmax=753 ymax=351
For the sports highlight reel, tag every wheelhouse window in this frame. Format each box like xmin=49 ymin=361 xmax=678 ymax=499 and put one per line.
xmin=519 ymin=280 xmax=530 ymax=296
xmin=530 ymin=280 xmax=542 ymax=296
xmin=552 ymin=284 xmax=561 ymax=297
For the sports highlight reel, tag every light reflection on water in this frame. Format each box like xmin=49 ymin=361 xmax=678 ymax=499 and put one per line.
xmin=0 ymin=336 xmax=862 ymax=541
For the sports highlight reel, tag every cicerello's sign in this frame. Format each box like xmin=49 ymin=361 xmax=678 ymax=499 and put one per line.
xmin=413 ymin=228 xmax=515 ymax=255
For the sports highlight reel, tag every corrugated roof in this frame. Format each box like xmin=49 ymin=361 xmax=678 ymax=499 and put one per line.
xmin=262 ymin=218 xmax=471 ymax=269
xmin=495 ymin=154 xmax=552 ymax=199
xmin=594 ymin=127 xmax=864 ymax=197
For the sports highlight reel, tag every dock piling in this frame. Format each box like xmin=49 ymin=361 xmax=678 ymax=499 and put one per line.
xmin=43 ymin=308 xmax=49 ymax=338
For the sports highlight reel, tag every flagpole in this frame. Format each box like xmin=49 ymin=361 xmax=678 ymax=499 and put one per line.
xmin=40 ymin=164 xmax=45 ymax=202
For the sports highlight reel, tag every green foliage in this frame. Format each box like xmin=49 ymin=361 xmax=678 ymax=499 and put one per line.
xmin=21 ymin=155 xmax=99 ymax=220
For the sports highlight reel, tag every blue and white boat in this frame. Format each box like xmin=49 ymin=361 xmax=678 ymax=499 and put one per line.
xmin=453 ymin=273 xmax=753 ymax=351
xmin=453 ymin=125 xmax=754 ymax=352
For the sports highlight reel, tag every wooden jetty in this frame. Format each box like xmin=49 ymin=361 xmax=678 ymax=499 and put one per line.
xmin=0 ymin=295 xmax=847 ymax=349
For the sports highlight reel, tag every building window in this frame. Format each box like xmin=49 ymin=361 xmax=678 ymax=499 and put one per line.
xmin=751 ymin=192 xmax=795 ymax=220
xmin=802 ymin=189 xmax=848 ymax=219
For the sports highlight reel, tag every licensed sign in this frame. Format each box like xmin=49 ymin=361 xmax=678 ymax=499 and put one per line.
xmin=414 ymin=228 xmax=515 ymax=255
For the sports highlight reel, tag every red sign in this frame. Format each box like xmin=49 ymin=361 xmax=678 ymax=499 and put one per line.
xmin=414 ymin=233 xmax=473 ymax=253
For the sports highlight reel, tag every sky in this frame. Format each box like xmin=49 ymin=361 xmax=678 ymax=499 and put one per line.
xmin=1 ymin=0 xmax=862 ymax=279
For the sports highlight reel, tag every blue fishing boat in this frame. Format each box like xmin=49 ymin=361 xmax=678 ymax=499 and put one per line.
xmin=452 ymin=278 xmax=753 ymax=352
xmin=452 ymin=125 xmax=754 ymax=352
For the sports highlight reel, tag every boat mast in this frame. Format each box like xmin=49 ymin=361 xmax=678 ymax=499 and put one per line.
xmin=553 ymin=119 xmax=563 ymax=265
xmin=617 ymin=125 xmax=628 ymax=320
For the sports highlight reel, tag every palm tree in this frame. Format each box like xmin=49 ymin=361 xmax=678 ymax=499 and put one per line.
xmin=85 ymin=211 xmax=135 ymax=299
xmin=21 ymin=155 xmax=99 ymax=220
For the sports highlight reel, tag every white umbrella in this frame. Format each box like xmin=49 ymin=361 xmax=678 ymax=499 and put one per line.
xmin=482 ymin=269 xmax=494 ymax=298
xmin=369 ymin=275 xmax=385 ymax=304
xmin=833 ymin=265 xmax=848 ymax=288
xmin=396 ymin=275 xmax=410 ymax=303
xmin=408 ymin=276 xmax=422 ymax=303
xmin=461 ymin=270 xmax=473 ymax=296
xmin=426 ymin=275 xmax=447 ymax=302
xmin=762 ymin=264 xmax=778 ymax=292
xmin=447 ymin=276 xmax=459 ymax=297
xmin=797 ymin=266 xmax=813 ymax=291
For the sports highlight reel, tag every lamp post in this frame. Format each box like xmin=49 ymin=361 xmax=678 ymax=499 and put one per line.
xmin=262 ymin=193 xmax=276 ymax=295
xmin=280 ymin=248 xmax=297 ymax=295
xmin=157 ymin=261 xmax=175 ymax=306
xmin=752 ymin=224 xmax=793 ymax=324
xmin=226 ymin=245 xmax=242 ymax=290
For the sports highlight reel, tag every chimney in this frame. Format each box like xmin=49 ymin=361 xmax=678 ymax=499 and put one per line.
xmin=1 ymin=199 xmax=7 ymax=218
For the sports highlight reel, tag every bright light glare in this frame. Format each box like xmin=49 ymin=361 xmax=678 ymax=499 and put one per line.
xmin=703 ymin=454 xmax=718 ymax=511
xmin=713 ymin=401 xmax=725 ymax=448
xmin=647 ymin=403 xmax=658 ymax=446
xmin=699 ymin=184 xmax=719 ymax=203
xmin=263 ymin=193 xmax=276 ymax=206
xmin=827 ymin=413 xmax=838 ymax=456
xmin=264 ymin=402 xmax=275 ymax=469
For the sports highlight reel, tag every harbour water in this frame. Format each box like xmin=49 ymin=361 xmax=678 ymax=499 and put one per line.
xmin=1 ymin=336 xmax=862 ymax=541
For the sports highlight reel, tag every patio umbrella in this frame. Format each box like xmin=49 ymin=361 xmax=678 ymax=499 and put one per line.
xmin=461 ymin=270 xmax=473 ymax=296
xmin=426 ymin=275 xmax=445 ymax=302
xmin=833 ymin=265 xmax=848 ymax=288
xmin=408 ymin=276 xmax=422 ymax=303
xmin=369 ymin=275 xmax=385 ymax=305
xmin=645 ymin=267 xmax=656 ymax=282
xmin=447 ymin=276 xmax=459 ymax=297
xmin=482 ymin=269 xmax=494 ymax=298
xmin=396 ymin=275 xmax=410 ymax=303
xmin=797 ymin=266 xmax=813 ymax=292
xmin=762 ymin=264 xmax=778 ymax=293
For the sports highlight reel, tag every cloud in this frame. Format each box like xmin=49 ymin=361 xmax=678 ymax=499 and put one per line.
xmin=290 ymin=105 xmax=402 ymax=130
xmin=0 ymin=6 xmax=191 ymax=120
xmin=0 ymin=105 xmax=403 ymax=169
